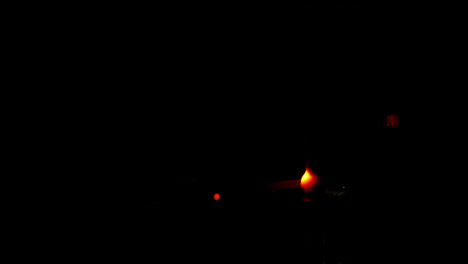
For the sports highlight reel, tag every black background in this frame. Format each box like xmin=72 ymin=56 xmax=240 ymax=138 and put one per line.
xmin=25 ymin=2 xmax=463 ymax=263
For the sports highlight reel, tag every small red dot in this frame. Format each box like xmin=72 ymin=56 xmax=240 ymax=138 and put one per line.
xmin=214 ymin=193 xmax=220 ymax=201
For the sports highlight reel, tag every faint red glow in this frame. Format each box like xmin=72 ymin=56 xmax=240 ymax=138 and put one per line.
xmin=213 ymin=193 xmax=220 ymax=201
xmin=300 ymin=167 xmax=320 ymax=192
xmin=386 ymin=114 xmax=400 ymax=128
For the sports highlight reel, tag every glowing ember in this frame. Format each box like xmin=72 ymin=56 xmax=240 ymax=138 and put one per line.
xmin=300 ymin=167 xmax=319 ymax=192
xmin=213 ymin=193 xmax=220 ymax=201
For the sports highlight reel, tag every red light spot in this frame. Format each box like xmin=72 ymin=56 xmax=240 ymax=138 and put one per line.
xmin=214 ymin=193 xmax=220 ymax=201
xmin=300 ymin=167 xmax=320 ymax=192
xmin=386 ymin=114 xmax=400 ymax=128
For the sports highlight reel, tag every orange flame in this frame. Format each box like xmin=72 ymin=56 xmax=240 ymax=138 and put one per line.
xmin=300 ymin=167 xmax=319 ymax=192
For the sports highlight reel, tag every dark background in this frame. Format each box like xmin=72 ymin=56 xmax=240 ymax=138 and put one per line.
xmin=30 ymin=2 xmax=463 ymax=263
